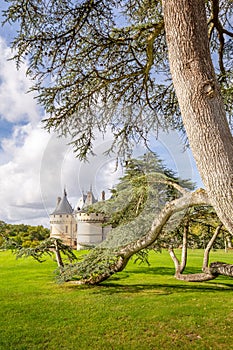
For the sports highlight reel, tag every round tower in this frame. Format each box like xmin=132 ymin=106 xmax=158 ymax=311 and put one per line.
xmin=74 ymin=212 xmax=111 ymax=250
xmin=50 ymin=189 xmax=77 ymax=247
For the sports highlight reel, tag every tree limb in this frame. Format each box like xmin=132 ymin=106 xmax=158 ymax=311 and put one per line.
xmin=168 ymin=219 xmax=188 ymax=274
xmin=202 ymin=224 xmax=222 ymax=271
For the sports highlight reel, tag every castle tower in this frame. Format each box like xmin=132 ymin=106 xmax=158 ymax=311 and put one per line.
xmin=74 ymin=187 xmax=111 ymax=250
xmin=50 ymin=187 xmax=112 ymax=250
xmin=74 ymin=211 xmax=111 ymax=250
xmin=49 ymin=189 xmax=77 ymax=247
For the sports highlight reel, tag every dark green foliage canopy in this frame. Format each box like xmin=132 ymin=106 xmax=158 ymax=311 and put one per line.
xmin=91 ymin=153 xmax=194 ymax=247
xmin=91 ymin=153 xmax=226 ymax=251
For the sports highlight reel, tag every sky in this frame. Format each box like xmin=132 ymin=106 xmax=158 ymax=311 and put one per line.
xmin=0 ymin=3 xmax=203 ymax=228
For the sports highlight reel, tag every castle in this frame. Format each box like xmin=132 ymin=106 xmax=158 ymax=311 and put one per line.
xmin=49 ymin=188 xmax=111 ymax=250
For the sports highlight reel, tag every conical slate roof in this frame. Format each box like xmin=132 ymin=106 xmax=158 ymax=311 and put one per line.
xmin=85 ymin=190 xmax=97 ymax=206
xmin=74 ymin=187 xmax=98 ymax=211
xmin=51 ymin=190 xmax=73 ymax=215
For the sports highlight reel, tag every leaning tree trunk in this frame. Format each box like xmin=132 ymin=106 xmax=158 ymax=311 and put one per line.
xmin=67 ymin=187 xmax=233 ymax=285
xmin=54 ymin=239 xmax=64 ymax=269
xmin=162 ymin=0 xmax=233 ymax=234
xmin=73 ymin=188 xmax=210 ymax=285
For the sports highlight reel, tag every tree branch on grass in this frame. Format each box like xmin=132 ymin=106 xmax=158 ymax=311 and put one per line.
xmin=2 ymin=237 xmax=77 ymax=271
xmin=65 ymin=185 xmax=233 ymax=285
xmin=64 ymin=188 xmax=212 ymax=285
xmin=168 ymin=220 xmax=233 ymax=283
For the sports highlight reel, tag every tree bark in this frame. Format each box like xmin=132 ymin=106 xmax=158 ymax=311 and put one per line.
xmin=169 ymin=222 xmax=220 ymax=282
xmin=162 ymin=0 xmax=233 ymax=234
xmin=168 ymin=220 xmax=189 ymax=274
xmin=180 ymin=221 xmax=188 ymax=273
xmin=225 ymin=234 xmax=233 ymax=251
xmin=209 ymin=262 xmax=233 ymax=277
xmin=202 ymin=224 xmax=222 ymax=271
xmin=54 ymin=239 xmax=64 ymax=268
xmin=174 ymin=271 xmax=217 ymax=282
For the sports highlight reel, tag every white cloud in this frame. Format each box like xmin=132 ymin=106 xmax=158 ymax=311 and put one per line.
xmin=0 ymin=38 xmax=122 ymax=226
xmin=0 ymin=38 xmax=39 ymax=124
xmin=40 ymin=132 xmax=123 ymax=215
xmin=0 ymin=121 xmax=122 ymax=226
xmin=0 ymin=125 xmax=50 ymax=223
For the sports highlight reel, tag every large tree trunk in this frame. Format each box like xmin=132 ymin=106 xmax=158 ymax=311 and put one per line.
xmin=162 ymin=0 xmax=233 ymax=234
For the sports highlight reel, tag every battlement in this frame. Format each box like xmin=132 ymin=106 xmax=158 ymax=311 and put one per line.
xmin=75 ymin=212 xmax=105 ymax=222
xmin=50 ymin=213 xmax=73 ymax=218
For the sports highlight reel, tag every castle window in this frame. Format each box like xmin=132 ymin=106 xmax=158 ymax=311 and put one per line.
xmin=60 ymin=215 xmax=62 ymax=218
xmin=67 ymin=215 xmax=69 ymax=218
xmin=65 ymin=225 xmax=68 ymax=233
xmin=96 ymin=213 xmax=98 ymax=216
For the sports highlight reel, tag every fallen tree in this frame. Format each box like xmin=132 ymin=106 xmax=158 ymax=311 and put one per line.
xmin=169 ymin=224 xmax=223 ymax=282
xmin=57 ymin=185 xmax=232 ymax=285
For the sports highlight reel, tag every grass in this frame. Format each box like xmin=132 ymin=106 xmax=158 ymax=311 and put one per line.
xmin=1 ymin=249 xmax=233 ymax=349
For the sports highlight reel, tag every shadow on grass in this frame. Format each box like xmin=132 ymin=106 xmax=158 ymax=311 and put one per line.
xmin=99 ymin=281 xmax=233 ymax=294
xmin=91 ymin=279 xmax=233 ymax=297
xmin=127 ymin=266 xmax=176 ymax=276
xmin=123 ymin=265 xmax=209 ymax=277
xmin=68 ymin=265 xmax=233 ymax=295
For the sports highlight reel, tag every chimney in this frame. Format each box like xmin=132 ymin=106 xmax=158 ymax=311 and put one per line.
xmin=101 ymin=190 xmax=105 ymax=201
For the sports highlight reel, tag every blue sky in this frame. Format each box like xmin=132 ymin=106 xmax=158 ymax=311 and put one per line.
xmin=0 ymin=2 xmax=203 ymax=227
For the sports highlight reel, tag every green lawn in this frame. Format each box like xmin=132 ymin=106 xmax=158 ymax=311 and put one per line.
xmin=1 ymin=249 xmax=233 ymax=350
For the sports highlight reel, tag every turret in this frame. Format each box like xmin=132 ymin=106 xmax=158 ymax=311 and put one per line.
xmin=49 ymin=189 xmax=77 ymax=248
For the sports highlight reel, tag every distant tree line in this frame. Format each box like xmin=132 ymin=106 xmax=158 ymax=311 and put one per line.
xmin=0 ymin=222 xmax=50 ymax=248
